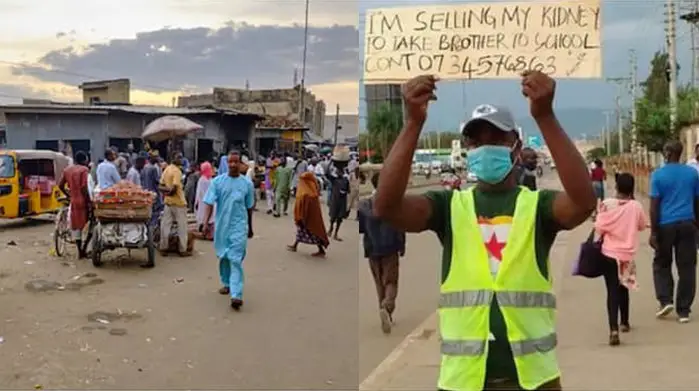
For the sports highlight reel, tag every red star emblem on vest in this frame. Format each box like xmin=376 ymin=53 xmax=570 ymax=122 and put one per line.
xmin=485 ymin=233 xmax=506 ymax=261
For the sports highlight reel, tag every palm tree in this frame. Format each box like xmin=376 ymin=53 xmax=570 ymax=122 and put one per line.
xmin=367 ymin=103 xmax=403 ymax=163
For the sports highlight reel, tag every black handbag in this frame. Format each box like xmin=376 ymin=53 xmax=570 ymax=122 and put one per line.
xmin=572 ymin=230 xmax=605 ymax=278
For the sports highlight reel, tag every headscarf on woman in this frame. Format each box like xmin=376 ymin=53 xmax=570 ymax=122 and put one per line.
xmin=294 ymin=172 xmax=329 ymax=247
xmin=195 ymin=162 xmax=215 ymax=237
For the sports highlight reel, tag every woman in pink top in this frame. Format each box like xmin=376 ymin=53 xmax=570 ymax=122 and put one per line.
xmin=594 ymin=173 xmax=649 ymax=346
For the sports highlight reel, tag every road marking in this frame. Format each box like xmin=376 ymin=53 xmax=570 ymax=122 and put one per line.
xmin=359 ymin=311 xmax=438 ymax=390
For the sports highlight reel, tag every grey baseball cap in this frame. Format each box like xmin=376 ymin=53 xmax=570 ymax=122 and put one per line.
xmin=460 ymin=104 xmax=517 ymax=135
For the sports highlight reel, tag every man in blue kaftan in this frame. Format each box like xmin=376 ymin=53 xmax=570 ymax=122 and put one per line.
xmin=202 ymin=150 xmax=255 ymax=310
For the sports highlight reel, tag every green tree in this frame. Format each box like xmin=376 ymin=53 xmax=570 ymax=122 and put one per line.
xmin=586 ymin=147 xmax=607 ymax=160
xmin=366 ymin=103 xmax=403 ymax=163
xmin=634 ymin=51 xmax=697 ymax=152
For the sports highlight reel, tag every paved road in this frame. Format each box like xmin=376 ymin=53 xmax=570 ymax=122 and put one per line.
xmin=0 ymin=204 xmax=359 ymax=389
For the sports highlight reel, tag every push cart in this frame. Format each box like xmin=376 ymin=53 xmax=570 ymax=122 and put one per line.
xmin=91 ymin=205 xmax=155 ymax=267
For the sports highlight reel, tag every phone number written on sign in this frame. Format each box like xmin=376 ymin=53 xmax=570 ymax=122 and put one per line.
xmin=364 ymin=52 xmax=585 ymax=79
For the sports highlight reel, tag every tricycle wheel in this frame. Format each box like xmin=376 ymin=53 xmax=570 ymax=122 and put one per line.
xmin=91 ymin=226 xmax=103 ymax=267
xmin=53 ymin=208 xmax=68 ymax=257
xmin=146 ymin=224 xmax=156 ymax=266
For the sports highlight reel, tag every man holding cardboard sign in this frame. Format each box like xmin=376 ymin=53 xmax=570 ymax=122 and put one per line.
xmin=373 ymin=71 xmax=596 ymax=391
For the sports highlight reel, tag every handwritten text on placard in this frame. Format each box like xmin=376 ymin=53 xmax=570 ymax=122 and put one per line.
xmin=363 ymin=1 xmax=601 ymax=83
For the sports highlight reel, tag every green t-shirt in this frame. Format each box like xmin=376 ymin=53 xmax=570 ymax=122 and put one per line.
xmin=425 ymin=186 xmax=561 ymax=381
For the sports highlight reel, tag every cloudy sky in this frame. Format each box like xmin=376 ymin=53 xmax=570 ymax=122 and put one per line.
xmin=359 ymin=0 xmax=698 ymax=133
xmin=0 ymin=0 xmax=359 ymax=113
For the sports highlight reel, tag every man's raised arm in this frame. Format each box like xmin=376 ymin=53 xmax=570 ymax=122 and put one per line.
xmin=521 ymin=71 xmax=596 ymax=229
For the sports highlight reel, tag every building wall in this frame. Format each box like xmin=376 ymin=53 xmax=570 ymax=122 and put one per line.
xmin=82 ymin=80 xmax=130 ymax=104
xmin=5 ymin=113 xmax=109 ymax=158
xmin=177 ymin=94 xmax=214 ymax=108
xmin=3 ymin=111 xmax=255 ymax=161
xmin=364 ymin=84 xmax=403 ymax=117
xmin=212 ymin=87 xmax=326 ymax=136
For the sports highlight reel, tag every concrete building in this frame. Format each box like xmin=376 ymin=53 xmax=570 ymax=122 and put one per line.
xmin=178 ymin=86 xmax=326 ymax=137
xmin=0 ymin=104 xmax=261 ymax=162
xmin=364 ymin=84 xmax=403 ymax=117
xmin=79 ymin=79 xmax=131 ymax=105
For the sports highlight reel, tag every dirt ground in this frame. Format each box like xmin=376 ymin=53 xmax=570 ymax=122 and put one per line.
xmin=0 ymin=209 xmax=359 ymax=390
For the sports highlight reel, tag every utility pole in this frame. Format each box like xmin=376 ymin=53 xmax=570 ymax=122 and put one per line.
xmin=680 ymin=0 xmax=699 ymax=87
xmin=667 ymin=0 xmax=679 ymax=128
xmin=298 ymin=0 xmax=310 ymax=124
xmin=607 ymin=77 xmax=631 ymax=153
xmin=604 ymin=111 xmax=612 ymax=153
xmin=630 ymin=49 xmax=639 ymax=158
xmin=333 ymin=103 xmax=341 ymax=145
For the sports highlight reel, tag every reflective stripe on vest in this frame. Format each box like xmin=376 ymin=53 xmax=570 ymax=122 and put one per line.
xmin=441 ymin=332 xmax=557 ymax=357
xmin=438 ymin=188 xmax=560 ymax=391
xmin=439 ymin=290 xmax=557 ymax=309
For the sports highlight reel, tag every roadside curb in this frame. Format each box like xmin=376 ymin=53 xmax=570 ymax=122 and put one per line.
xmin=359 ymin=311 xmax=438 ymax=391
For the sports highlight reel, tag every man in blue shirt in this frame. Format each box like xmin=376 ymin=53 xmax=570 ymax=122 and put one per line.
xmin=649 ymin=140 xmax=699 ymax=324
xmin=96 ymin=149 xmax=121 ymax=190
xmin=201 ymin=150 xmax=255 ymax=311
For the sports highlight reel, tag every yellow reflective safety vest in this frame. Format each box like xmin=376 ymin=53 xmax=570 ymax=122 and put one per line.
xmin=438 ymin=187 xmax=560 ymax=391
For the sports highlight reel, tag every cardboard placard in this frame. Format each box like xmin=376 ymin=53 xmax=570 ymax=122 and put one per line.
xmin=363 ymin=0 xmax=602 ymax=83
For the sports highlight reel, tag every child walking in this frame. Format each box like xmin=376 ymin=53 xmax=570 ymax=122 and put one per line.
xmin=594 ymin=173 xmax=649 ymax=346
xmin=358 ymin=173 xmax=406 ymax=334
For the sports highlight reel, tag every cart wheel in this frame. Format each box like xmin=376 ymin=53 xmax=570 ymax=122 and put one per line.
xmin=54 ymin=208 xmax=68 ymax=257
xmin=146 ymin=224 xmax=156 ymax=266
xmin=92 ymin=226 xmax=103 ymax=267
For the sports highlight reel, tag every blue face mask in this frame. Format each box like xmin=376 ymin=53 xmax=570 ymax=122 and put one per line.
xmin=467 ymin=145 xmax=515 ymax=184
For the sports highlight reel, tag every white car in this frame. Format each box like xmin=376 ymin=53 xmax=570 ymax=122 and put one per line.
xmin=466 ymin=171 xmax=477 ymax=183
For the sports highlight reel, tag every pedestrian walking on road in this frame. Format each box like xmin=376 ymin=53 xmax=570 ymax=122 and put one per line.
xmin=201 ymin=150 xmax=255 ymax=311
xmin=327 ymin=162 xmax=349 ymax=241
xmin=649 ymin=141 xmax=699 ymax=324
xmin=141 ymin=152 xmax=163 ymax=228
xmin=158 ymin=152 xmax=190 ymax=259
xmin=274 ymin=159 xmax=293 ymax=217
xmin=287 ymin=172 xmax=329 ymax=257
xmin=359 ymin=172 xmax=405 ymax=334
xmin=590 ymin=159 xmax=607 ymax=201
xmin=594 ymin=173 xmax=648 ymax=345
xmin=58 ymin=151 xmax=91 ymax=259
xmin=195 ymin=161 xmax=215 ymax=240
xmin=265 ymin=152 xmax=279 ymax=215
xmin=373 ymin=72 xmax=596 ymax=391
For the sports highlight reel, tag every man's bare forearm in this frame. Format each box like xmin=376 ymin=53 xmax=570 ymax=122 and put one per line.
xmin=373 ymin=119 xmax=422 ymax=218
xmin=536 ymin=114 xmax=596 ymax=210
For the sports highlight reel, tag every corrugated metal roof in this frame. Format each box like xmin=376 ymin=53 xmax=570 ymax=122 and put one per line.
xmin=0 ymin=104 xmax=262 ymax=118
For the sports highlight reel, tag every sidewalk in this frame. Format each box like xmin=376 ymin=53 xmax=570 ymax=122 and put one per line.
xmin=361 ymin=191 xmax=699 ymax=390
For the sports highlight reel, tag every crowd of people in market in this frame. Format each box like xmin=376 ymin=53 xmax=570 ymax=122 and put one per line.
xmin=57 ymin=142 xmax=361 ymax=310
